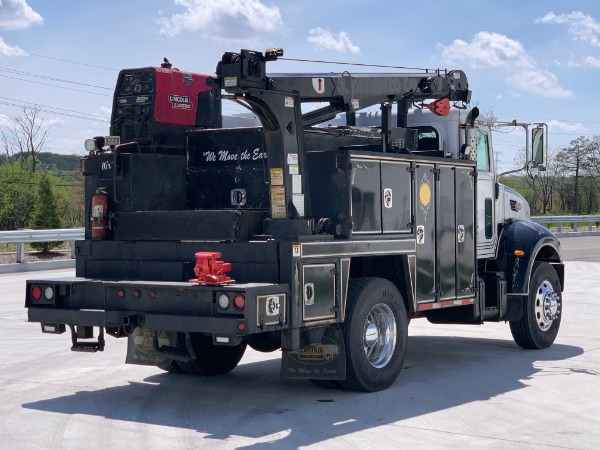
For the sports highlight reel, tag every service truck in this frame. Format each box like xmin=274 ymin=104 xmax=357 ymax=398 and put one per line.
xmin=25 ymin=48 xmax=563 ymax=392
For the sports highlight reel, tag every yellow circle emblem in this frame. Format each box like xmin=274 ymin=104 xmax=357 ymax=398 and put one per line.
xmin=419 ymin=181 xmax=431 ymax=207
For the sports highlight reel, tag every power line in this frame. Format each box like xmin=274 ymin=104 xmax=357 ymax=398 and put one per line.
xmin=0 ymin=96 xmax=108 ymax=120
xmin=0 ymin=67 xmax=112 ymax=90
xmin=0 ymin=45 xmax=117 ymax=71
xmin=0 ymin=100 xmax=109 ymax=123
xmin=0 ymin=73 xmax=112 ymax=97
xmin=279 ymin=57 xmax=434 ymax=72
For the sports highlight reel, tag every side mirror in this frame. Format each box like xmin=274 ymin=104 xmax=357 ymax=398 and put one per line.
xmin=530 ymin=126 xmax=546 ymax=170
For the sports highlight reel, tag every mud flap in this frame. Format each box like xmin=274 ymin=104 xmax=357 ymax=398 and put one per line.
xmin=125 ymin=326 xmax=182 ymax=366
xmin=280 ymin=325 xmax=346 ymax=380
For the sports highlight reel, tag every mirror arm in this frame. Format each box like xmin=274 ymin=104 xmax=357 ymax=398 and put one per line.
xmin=496 ymin=164 xmax=527 ymax=182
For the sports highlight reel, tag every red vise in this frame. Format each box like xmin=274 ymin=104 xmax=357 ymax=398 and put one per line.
xmin=189 ymin=252 xmax=235 ymax=285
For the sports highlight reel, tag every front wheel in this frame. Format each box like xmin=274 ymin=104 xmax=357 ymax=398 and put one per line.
xmin=340 ymin=277 xmax=408 ymax=392
xmin=510 ymin=261 xmax=562 ymax=349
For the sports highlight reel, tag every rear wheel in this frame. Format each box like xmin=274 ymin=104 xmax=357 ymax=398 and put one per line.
xmin=340 ymin=277 xmax=408 ymax=392
xmin=178 ymin=333 xmax=247 ymax=375
xmin=157 ymin=359 xmax=184 ymax=373
xmin=510 ymin=261 xmax=562 ymax=349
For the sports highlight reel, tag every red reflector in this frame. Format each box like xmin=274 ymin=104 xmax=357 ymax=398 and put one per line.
xmin=237 ymin=322 xmax=246 ymax=331
xmin=31 ymin=286 xmax=42 ymax=301
xmin=118 ymin=290 xmax=125 ymax=298
xmin=233 ymin=294 xmax=245 ymax=310
xmin=134 ymin=290 xmax=141 ymax=298
xmin=149 ymin=291 xmax=156 ymax=299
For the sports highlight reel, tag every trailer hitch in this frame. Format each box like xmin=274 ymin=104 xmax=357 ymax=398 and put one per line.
xmin=69 ymin=325 xmax=105 ymax=352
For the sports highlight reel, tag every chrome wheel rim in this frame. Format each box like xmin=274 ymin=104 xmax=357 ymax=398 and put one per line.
xmin=363 ymin=303 xmax=396 ymax=368
xmin=534 ymin=279 xmax=560 ymax=331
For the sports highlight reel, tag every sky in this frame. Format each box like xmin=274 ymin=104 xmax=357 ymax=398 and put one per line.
xmin=1 ymin=0 xmax=600 ymax=172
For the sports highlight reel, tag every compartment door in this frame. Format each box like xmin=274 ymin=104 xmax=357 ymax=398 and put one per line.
xmin=381 ymin=161 xmax=412 ymax=233
xmin=415 ymin=164 xmax=436 ymax=302
xmin=455 ymin=167 xmax=476 ymax=297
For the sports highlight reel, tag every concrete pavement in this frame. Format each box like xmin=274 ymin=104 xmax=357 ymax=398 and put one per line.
xmin=0 ymin=251 xmax=598 ymax=448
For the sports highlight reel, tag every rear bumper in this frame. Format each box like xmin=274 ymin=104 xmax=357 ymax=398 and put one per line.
xmin=25 ymin=277 xmax=289 ymax=335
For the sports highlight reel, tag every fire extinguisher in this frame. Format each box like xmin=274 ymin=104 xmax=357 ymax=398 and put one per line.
xmin=90 ymin=188 xmax=108 ymax=239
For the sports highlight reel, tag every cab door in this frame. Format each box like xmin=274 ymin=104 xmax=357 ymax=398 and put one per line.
xmin=475 ymin=127 xmax=496 ymax=259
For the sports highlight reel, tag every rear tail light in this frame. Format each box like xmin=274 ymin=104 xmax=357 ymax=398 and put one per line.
xmin=233 ymin=294 xmax=245 ymax=310
xmin=44 ymin=286 xmax=54 ymax=300
xmin=217 ymin=293 xmax=230 ymax=310
xmin=30 ymin=285 xmax=42 ymax=301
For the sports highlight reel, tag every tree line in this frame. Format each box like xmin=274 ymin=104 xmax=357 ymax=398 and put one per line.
xmin=1 ymin=106 xmax=84 ymax=252
xmin=504 ymin=136 xmax=600 ymax=216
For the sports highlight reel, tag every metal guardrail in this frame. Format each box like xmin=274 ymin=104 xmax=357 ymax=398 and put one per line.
xmin=531 ymin=215 xmax=600 ymax=232
xmin=0 ymin=228 xmax=84 ymax=263
xmin=0 ymin=216 xmax=597 ymax=266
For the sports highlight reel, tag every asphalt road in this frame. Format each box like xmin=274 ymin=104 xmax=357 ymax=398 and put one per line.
xmin=0 ymin=240 xmax=598 ymax=449
xmin=558 ymin=235 xmax=600 ymax=262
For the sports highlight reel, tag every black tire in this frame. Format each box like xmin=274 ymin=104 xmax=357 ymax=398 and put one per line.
xmin=245 ymin=331 xmax=281 ymax=353
xmin=157 ymin=359 xmax=185 ymax=373
xmin=510 ymin=261 xmax=562 ymax=349
xmin=178 ymin=333 xmax=247 ymax=376
xmin=340 ymin=277 xmax=408 ymax=392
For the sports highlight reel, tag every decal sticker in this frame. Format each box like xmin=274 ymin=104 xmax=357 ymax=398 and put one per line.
xmin=201 ymin=148 xmax=266 ymax=164
xmin=133 ymin=328 xmax=169 ymax=353
xmin=285 ymin=96 xmax=294 ymax=108
xmin=312 ymin=77 xmax=325 ymax=94
xmin=457 ymin=225 xmax=465 ymax=243
xmin=351 ymin=99 xmax=360 ymax=110
xmin=118 ymin=98 xmax=127 ymax=104
xmin=169 ymin=94 xmax=192 ymax=109
xmin=287 ymin=336 xmax=340 ymax=364
xmin=289 ymin=164 xmax=299 ymax=175
xmin=266 ymin=296 xmax=280 ymax=316
xmin=224 ymin=77 xmax=237 ymax=87
xmin=292 ymin=245 xmax=301 ymax=257
xmin=270 ymin=168 xmax=284 ymax=185
xmin=416 ymin=225 xmax=425 ymax=245
xmin=292 ymin=194 xmax=305 ymax=216
xmin=270 ymin=186 xmax=286 ymax=218
xmin=182 ymin=73 xmax=193 ymax=85
xmin=292 ymin=174 xmax=302 ymax=193
xmin=169 ymin=94 xmax=190 ymax=103
xmin=157 ymin=68 xmax=171 ymax=74
xmin=136 ymin=95 xmax=150 ymax=103
xmin=287 ymin=153 xmax=298 ymax=164
xmin=510 ymin=199 xmax=522 ymax=212
xmin=383 ymin=188 xmax=393 ymax=208
xmin=418 ymin=173 xmax=432 ymax=219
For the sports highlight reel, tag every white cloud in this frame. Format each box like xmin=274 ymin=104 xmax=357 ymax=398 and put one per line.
xmin=0 ymin=36 xmax=24 ymax=56
xmin=535 ymin=11 xmax=600 ymax=48
xmin=0 ymin=0 xmax=43 ymax=30
xmin=97 ymin=106 xmax=111 ymax=119
xmin=44 ymin=117 xmax=66 ymax=127
xmin=0 ymin=113 xmax=11 ymax=128
xmin=546 ymin=120 xmax=586 ymax=134
xmin=438 ymin=31 xmax=571 ymax=99
xmin=582 ymin=56 xmax=600 ymax=68
xmin=307 ymin=27 xmax=360 ymax=54
xmin=506 ymin=69 xmax=572 ymax=99
xmin=156 ymin=0 xmax=282 ymax=42
xmin=438 ymin=31 xmax=534 ymax=69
